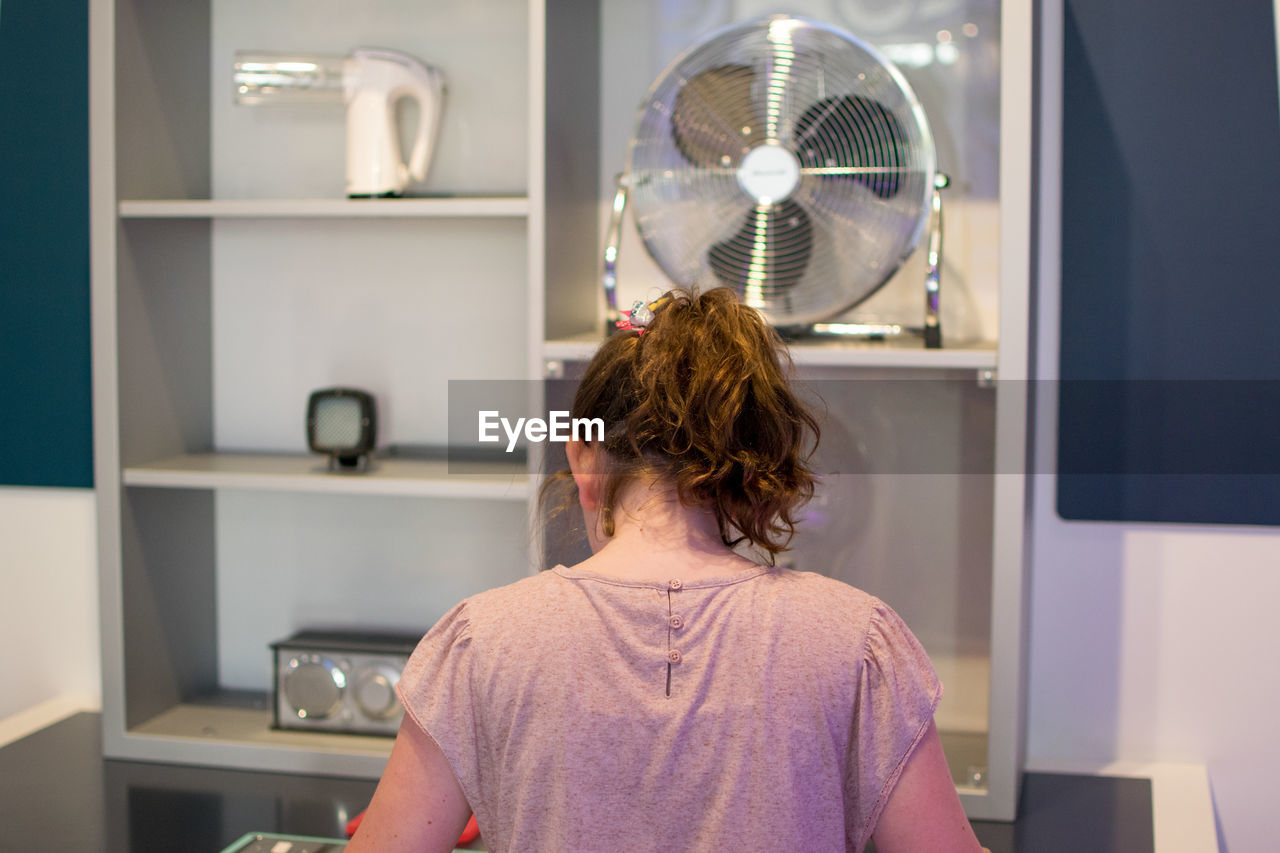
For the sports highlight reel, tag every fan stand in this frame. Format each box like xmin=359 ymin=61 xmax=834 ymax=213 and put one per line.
xmin=601 ymin=172 xmax=949 ymax=349
xmin=601 ymin=174 xmax=631 ymax=334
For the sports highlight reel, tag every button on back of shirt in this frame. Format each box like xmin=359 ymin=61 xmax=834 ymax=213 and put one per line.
xmin=668 ymin=579 xmax=682 ymax=590
xmin=668 ymin=649 xmax=682 ymax=663
xmin=669 ymin=615 xmax=683 ymax=629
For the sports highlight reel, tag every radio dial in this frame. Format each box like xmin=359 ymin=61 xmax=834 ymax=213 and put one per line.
xmin=354 ymin=665 xmax=402 ymax=720
xmin=283 ymin=654 xmax=347 ymax=720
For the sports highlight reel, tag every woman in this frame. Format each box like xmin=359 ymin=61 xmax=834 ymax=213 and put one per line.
xmin=348 ymin=288 xmax=985 ymax=852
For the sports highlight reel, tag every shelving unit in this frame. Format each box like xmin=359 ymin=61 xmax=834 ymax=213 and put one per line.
xmin=92 ymin=0 xmax=1032 ymax=822
xmin=92 ymin=0 xmax=549 ymax=780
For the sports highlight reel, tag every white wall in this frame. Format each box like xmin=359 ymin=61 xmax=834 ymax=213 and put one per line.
xmin=1026 ymin=483 xmax=1280 ymax=852
xmin=1026 ymin=14 xmax=1279 ymax=841
xmin=0 ymin=487 xmax=100 ymax=727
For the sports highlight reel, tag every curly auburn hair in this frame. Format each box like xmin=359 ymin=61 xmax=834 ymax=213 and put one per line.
xmin=545 ymin=287 xmax=820 ymax=557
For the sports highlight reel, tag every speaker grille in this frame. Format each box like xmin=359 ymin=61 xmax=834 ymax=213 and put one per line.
xmin=312 ymin=396 xmax=363 ymax=447
xmin=282 ymin=656 xmax=345 ymax=720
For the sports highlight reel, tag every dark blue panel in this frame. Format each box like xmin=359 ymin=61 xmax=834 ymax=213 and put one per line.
xmin=0 ymin=0 xmax=93 ymax=487
xmin=1058 ymin=0 xmax=1280 ymax=523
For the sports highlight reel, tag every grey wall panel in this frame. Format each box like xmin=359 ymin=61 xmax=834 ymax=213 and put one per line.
xmin=1057 ymin=0 xmax=1280 ymax=523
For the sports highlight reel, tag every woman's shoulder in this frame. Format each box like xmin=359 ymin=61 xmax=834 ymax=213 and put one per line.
xmin=440 ymin=571 xmax=577 ymax=629
xmin=764 ymin=567 xmax=884 ymax=609
xmin=761 ymin=569 xmax=914 ymax=643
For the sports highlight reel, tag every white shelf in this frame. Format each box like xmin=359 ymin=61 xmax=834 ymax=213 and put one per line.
xmin=545 ymin=332 xmax=999 ymax=371
xmin=123 ymin=452 xmax=529 ymax=500
xmin=118 ymin=196 xmax=530 ymax=219
xmin=127 ymin=702 xmax=392 ymax=777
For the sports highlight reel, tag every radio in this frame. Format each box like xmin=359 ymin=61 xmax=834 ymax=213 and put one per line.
xmin=271 ymin=630 xmax=421 ymax=736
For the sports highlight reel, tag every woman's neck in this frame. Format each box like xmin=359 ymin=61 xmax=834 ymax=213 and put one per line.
xmin=575 ymin=481 xmax=762 ymax=581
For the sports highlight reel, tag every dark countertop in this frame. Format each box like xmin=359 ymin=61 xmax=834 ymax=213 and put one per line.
xmin=0 ymin=713 xmax=1156 ymax=852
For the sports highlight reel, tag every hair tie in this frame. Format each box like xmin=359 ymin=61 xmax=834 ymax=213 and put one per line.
xmin=615 ymin=296 xmax=670 ymax=334
xmin=615 ymin=300 xmax=654 ymax=334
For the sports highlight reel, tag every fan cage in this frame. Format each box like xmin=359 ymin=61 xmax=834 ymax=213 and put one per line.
xmin=624 ymin=15 xmax=937 ymax=327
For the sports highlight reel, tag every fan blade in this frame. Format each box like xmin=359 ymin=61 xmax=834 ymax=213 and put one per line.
xmin=671 ymin=64 xmax=766 ymax=169
xmin=708 ymin=200 xmax=813 ymax=301
xmin=794 ymin=95 xmax=909 ymax=199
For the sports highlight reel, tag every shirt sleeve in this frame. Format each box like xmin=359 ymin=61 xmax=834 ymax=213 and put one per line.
xmin=848 ymin=600 xmax=944 ymax=851
xmin=394 ymin=599 xmax=482 ymax=809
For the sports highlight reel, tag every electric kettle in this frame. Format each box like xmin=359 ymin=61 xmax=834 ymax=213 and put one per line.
xmin=234 ymin=48 xmax=446 ymax=197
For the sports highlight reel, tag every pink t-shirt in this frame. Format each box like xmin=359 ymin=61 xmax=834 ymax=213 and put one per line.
xmin=396 ymin=565 xmax=941 ymax=852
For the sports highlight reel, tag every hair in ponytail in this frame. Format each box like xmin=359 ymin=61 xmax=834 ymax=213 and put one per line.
xmin=544 ymin=287 xmax=819 ymax=557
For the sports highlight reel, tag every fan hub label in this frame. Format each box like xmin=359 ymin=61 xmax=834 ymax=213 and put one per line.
xmin=737 ymin=142 xmax=801 ymax=204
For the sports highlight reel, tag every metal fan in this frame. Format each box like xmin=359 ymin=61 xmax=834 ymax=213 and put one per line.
xmin=603 ymin=15 xmax=947 ymax=346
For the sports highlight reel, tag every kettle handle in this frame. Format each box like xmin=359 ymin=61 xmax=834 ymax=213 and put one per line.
xmin=404 ymin=64 xmax=445 ymax=183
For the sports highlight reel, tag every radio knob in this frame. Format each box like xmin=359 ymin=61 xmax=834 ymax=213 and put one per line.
xmin=354 ymin=665 xmax=402 ymax=720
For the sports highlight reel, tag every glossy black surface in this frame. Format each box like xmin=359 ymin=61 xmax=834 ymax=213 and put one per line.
xmin=0 ymin=714 xmax=1153 ymax=852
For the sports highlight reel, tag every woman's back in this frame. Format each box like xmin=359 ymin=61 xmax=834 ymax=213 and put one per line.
xmin=347 ymin=290 xmax=984 ymax=853
xmin=397 ymin=565 xmax=940 ymax=852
